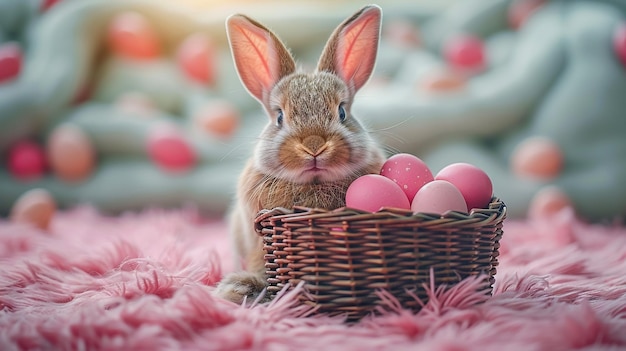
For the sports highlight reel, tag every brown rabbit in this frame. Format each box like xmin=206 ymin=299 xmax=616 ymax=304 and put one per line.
xmin=215 ymin=5 xmax=386 ymax=304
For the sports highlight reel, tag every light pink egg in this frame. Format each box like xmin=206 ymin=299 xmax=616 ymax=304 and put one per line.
xmin=10 ymin=188 xmax=57 ymax=231
xmin=346 ymin=174 xmax=410 ymax=212
xmin=380 ymin=153 xmax=434 ymax=202
xmin=411 ymin=180 xmax=468 ymax=215
xmin=435 ymin=163 xmax=493 ymax=210
xmin=47 ymin=124 xmax=96 ymax=182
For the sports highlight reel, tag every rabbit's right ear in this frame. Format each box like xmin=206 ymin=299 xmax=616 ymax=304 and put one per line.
xmin=317 ymin=5 xmax=382 ymax=95
xmin=226 ymin=15 xmax=296 ymax=105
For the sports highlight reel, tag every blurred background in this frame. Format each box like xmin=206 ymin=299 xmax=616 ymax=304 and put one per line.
xmin=1 ymin=0 xmax=625 ymax=227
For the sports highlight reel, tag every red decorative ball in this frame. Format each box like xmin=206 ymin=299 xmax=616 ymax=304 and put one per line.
xmin=0 ymin=42 xmax=22 ymax=83
xmin=40 ymin=0 xmax=62 ymax=12
xmin=614 ymin=23 xmax=626 ymax=67
xmin=443 ymin=34 xmax=485 ymax=73
xmin=147 ymin=126 xmax=196 ymax=172
xmin=7 ymin=140 xmax=47 ymax=181
xmin=177 ymin=33 xmax=217 ymax=85
xmin=107 ymin=12 xmax=160 ymax=60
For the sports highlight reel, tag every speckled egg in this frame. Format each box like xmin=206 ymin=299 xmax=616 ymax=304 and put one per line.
xmin=380 ymin=153 xmax=434 ymax=202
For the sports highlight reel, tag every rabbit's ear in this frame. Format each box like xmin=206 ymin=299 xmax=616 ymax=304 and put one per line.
xmin=226 ymin=15 xmax=296 ymax=104
xmin=317 ymin=5 xmax=381 ymax=94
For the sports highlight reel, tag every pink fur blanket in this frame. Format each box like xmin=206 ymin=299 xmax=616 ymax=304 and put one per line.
xmin=1 ymin=207 xmax=625 ymax=350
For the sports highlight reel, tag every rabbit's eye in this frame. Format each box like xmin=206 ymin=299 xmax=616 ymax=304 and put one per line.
xmin=338 ymin=104 xmax=347 ymax=123
xmin=276 ymin=109 xmax=284 ymax=127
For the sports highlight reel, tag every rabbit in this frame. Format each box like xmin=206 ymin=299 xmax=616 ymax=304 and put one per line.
xmin=215 ymin=5 xmax=387 ymax=304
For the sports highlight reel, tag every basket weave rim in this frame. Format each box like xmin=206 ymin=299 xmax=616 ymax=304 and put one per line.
xmin=255 ymin=198 xmax=506 ymax=234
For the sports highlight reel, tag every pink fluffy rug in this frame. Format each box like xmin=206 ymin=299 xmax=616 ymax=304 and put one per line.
xmin=1 ymin=206 xmax=626 ymax=351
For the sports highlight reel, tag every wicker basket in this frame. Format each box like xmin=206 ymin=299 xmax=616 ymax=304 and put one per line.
xmin=255 ymin=197 xmax=506 ymax=321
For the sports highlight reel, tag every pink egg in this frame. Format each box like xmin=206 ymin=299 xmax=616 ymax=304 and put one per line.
xmin=380 ymin=153 xmax=434 ymax=202
xmin=511 ymin=136 xmax=562 ymax=180
xmin=147 ymin=125 xmax=196 ymax=172
xmin=435 ymin=163 xmax=493 ymax=210
xmin=7 ymin=140 xmax=47 ymax=181
xmin=107 ymin=12 xmax=160 ymax=60
xmin=614 ymin=23 xmax=626 ymax=67
xmin=47 ymin=124 xmax=96 ymax=182
xmin=411 ymin=180 xmax=468 ymax=215
xmin=346 ymin=174 xmax=410 ymax=212
xmin=443 ymin=34 xmax=485 ymax=73
xmin=10 ymin=188 xmax=57 ymax=231
xmin=0 ymin=42 xmax=22 ymax=83
xmin=528 ymin=186 xmax=572 ymax=219
xmin=177 ymin=33 xmax=217 ymax=85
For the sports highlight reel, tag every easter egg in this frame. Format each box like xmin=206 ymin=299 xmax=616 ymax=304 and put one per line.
xmin=193 ymin=100 xmax=240 ymax=138
xmin=7 ymin=140 xmax=47 ymax=181
xmin=511 ymin=136 xmax=562 ymax=180
xmin=346 ymin=174 xmax=410 ymax=212
xmin=10 ymin=188 xmax=57 ymax=230
xmin=177 ymin=33 xmax=217 ymax=85
xmin=443 ymin=34 xmax=485 ymax=73
xmin=528 ymin=186 xmax=572 ymax=219
xmin=435 ymin=163 xmax=493 ymax=210
xmin=47 ymin=124 xmax=96 ymax=182
xmin=411 ymin=180 xmax=468 ymax=215
xmin=147 ymin=125 xmax=196 ymax=172
xmin=107 ymin=11 xmax=160 ymax=60
xmin=380 ymin=153 xmax=434 ymax=201
xmin=614 ymin=23 xmax=626 ymax=67
xmin=0 ymin=42 xmax=22 ymax=83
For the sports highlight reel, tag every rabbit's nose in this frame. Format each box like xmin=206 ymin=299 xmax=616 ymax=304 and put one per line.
xmin=300 ymin=135 xmax=328 ymax=157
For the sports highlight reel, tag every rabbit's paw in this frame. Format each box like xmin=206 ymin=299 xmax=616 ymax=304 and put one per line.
xmin=215 ymin=271 xmax=269 ymax=305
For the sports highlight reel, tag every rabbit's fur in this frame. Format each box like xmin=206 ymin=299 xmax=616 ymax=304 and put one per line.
xmin=216 ymin=5 xmax=386 ymax=304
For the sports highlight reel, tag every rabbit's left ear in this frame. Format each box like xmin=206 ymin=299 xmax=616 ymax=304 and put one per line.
xmin=317 ymin=5 xmax=382 ymax=94
xmin=226 ymin=14 xmax=296 ymax=105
